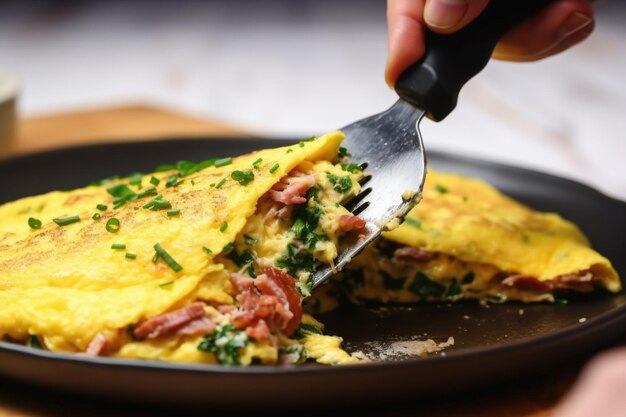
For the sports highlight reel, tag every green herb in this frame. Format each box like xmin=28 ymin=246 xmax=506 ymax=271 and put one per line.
xmin=129 ymin=173 xmax=143 ymax=189
xmin=291 ymin=204 xmax=325 ymax=249
xmin=556 ymin=298 xmax=569 ymax=305
xmin=222 ymin=242 xmax=234 ymax=252
xmin=136 ymin=187 xmax=158 ymax=199
xmin=149 ymin=176 xmax=160 ymax=186
xmin=92 ymin=213 xmax=102 ymax=220
xmin=269 ymin=163 xmax=279 ymax=174
xmin=152 ymin=252 xmax=159 ymax=263
xmin=215 ymin=178 xmax=226 ymax=189
xmin=434 ymin=184 xmax=448 ymax=194
xmin=197 ymin=324 xmax=249 ymax=366
xmin=231 ymin=170 xmax=254 ymax=185
xmin=409 ymin=272 xmax=446 ymax=298
xmin=341 ymin=163 xmax=363 ymax=173
xmin=461 ymin=272 xmax=475 ymax=285
xmin=143 ymin=196 xmax=172 ymax=211
xmin=220 ymin=222 xmax=228 ymax=232
xmin=111 ymin=243 xmax=126 ymax=250
xmin=159 ymin=281 xmax=174 ymax=288
xmin=107 ymin=184 xmax=137 ymax=209
xmin=96 ymin=204 xmax=108 ymax=211
xmin=294 ymin=323 xmax=322 ymax=339
xmin=165 ymin=175 xmax=183 ymax=188
xmin=404 ymin=217 xmax=422 ymax=229
xmin=53 ymin=216 xmax=80 ymax=226
xmin=243 ymin=234 xmax=257 ymax=245
xmin=214 ymin=157 xmax=233 ymax=168
xmin=29 ymin=335 xmax=43 ymax=349
xmin=155 ymin=164 xmax=175 ymax=172
xmin=28 ymin=217 xmax=42 ymax=230
xmin=167 ymin=209 xmax=181 ymax=217
xmin=276 ymin=243 xmax=315 ymax=276
xmin=337 ymin=146 xmax=350 ymax=158
xmin=90 ymin=175 xmax=122 ymax=186
xmin=153 ymin=243 xmax=183 ymax=272
xmin=279 ymin=344 xmax=306 ymax=365
xmin=446 ymin=279 xmax=462 ymax=298
xmin=326 ymin=173 xmax=352 ymax=193
xmin=106 ymin=218 xmax=121 ymax=233
xmin=252 ymin=158 xmax=263 ymax=170
xmin=125 ymin=252 xmax=137 ymax=260
xmin=202 ymin=246 xmax=213 ymax=254
xmin=286 ymin=149 xmax=293 ymax=154
xmin=380 ymin=270 xmax=406 ymax=290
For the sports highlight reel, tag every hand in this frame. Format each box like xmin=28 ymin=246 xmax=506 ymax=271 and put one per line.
xmin=385 ymin=0 xmax=595 ymax=86
xmin=553 ymin=347 xmax=626 ymax=417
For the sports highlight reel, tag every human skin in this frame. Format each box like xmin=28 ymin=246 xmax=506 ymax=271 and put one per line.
xmin=385 ymin=0 xmax=595 ymax=86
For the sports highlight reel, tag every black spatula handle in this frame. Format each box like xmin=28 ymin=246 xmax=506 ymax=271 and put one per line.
xmin=395 ymin=0 xmax=552 ymax=121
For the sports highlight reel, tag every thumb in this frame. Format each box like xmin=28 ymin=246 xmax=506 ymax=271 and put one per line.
xmin=423 ymin=0 xmax=490 ymax=33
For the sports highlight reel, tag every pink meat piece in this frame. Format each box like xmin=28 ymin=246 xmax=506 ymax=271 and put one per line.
xmin=133 ymin=302 xmax=206 ymax=340
xmin=85 ymin=332 xmax=109 ymax=356
xmin=337 ymin=214 xmax=366 ymax=232
xmin=501 ymin=274 xmax=553 ymax=291
xmin=269 ymin=174 xmax=316 ymax=205
xmin=394 ymin=246 xmax=436 ymax=263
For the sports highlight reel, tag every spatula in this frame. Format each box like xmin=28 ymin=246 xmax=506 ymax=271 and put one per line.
xmin=311 ymin=0 xmax=552 ymax=288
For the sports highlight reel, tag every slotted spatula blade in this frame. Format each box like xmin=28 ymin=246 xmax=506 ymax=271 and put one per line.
xmin=311 ymin=0 xmax=552 ymax=289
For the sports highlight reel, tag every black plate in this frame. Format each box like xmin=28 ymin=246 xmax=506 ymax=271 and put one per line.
xmin=1 ymin=137 xmax=625 ymax=408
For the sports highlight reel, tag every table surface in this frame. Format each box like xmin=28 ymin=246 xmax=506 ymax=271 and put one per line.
xmin=0 ymin=105 xmax=622 ymax=417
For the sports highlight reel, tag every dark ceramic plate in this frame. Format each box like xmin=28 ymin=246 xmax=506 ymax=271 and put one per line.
xmin=1 ymin=137 xmax=625 ymax=408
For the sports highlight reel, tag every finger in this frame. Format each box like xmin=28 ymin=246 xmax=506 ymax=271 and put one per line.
xmin=424 ymin=0 xmax=490 ymax=33
xmin=385 ymin=0 xmax=427 ymax=87
xmin=493 ymin=0 xmax=594 ymax=61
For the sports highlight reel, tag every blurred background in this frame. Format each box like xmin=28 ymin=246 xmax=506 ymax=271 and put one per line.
xmin=0 ymin=0 xmax=625 ymax=198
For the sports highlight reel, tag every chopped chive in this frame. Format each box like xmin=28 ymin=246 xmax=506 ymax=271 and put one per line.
xmin=165 ymin=175 xmax=183 ymax=188
xmin=136 ymin=187 xmax=158 ymax=199
xmin=159 ymin=281 xmax=174 ymax=287
xmin=215 ymin=178 xmax=226 ymax=189
xmin=29 ymin=335 xmax=42 ymax=349
xmin=143 ymin=196 xmax=172 ymax=211
xmin=231 ymin=170 xmax=254 ymax=185
xmin=202 ymin=246 xmax=213 ymax=254
xmin=53 ymin=216 xmax=80 ymax=226
xmin=96 ymin=204 xmax=108 ymax=211
xmin=28 ymin=217 xmax=42 ymax=230
xmin=210 ymin=183 xmax=215 ymax=188
xmin=129 ymin=173 xmax=143 ymax=189
xmin=269 ymin=163 xmax=279 ymax=174
xmin=214 ymin=157 xmax=233 ymax=168
xmin=434 ymin=184 xmax=448 ymax=194
xmin=338 ymin=147 xmax=350 ymax=158
xmin=286 ymin=149 xmax=293 ymax=154
xmin=111 ymin=243 xmax=126 ymax=250
xmin=153 ymin=243 xmax=183 ymax=272
xmin=149 ymin=176 xmax=160 ymax=186
xmin=152 ymin=252 xmax=159 ymax=263
xmin=167 ymin=209 xmax=181 ymax=217
xmin=222 ymin=242 xmax=234 ymax=252
xmin=220 ymin=222 xmax=228 ymax=232
xmin=106 ymin=218 xmax=121 ymax=233
xmin=125 ymin=253 xmax=137 ymax=260
xmin=92 ymin=213 xmax=102 ymax=221
xmin=252 ymin=158 xmax=263 ymax=170
xmin=243 ymin=234 xmax=257 ymax=245
xmin=404 ymin=217 xmax=422 ymax=229
xmin=191 ymin=180 xmax=196 ymax=186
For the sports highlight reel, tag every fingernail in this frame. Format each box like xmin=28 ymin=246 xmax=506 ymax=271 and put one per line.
xmin=557 ymin=12 xmax=593 ymax=39
xmin=424 ymin=0 xmax=468 ymax=29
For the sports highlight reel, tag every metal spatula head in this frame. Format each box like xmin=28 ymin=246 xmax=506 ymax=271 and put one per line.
xmin=310 ymin=100 xmax=426 ymax=288
xmin=311 ymin=0 xmax=553 ymax=289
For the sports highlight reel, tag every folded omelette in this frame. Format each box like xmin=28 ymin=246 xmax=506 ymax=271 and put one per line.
xmin=0 ymin=132 xmax=621 ymax=366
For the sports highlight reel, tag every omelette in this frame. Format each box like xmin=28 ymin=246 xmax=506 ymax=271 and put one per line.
xmin=331 ymin=170 xmax=621 ymax=306
xmin=0 ymin=132 xmax=621 ymax=366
